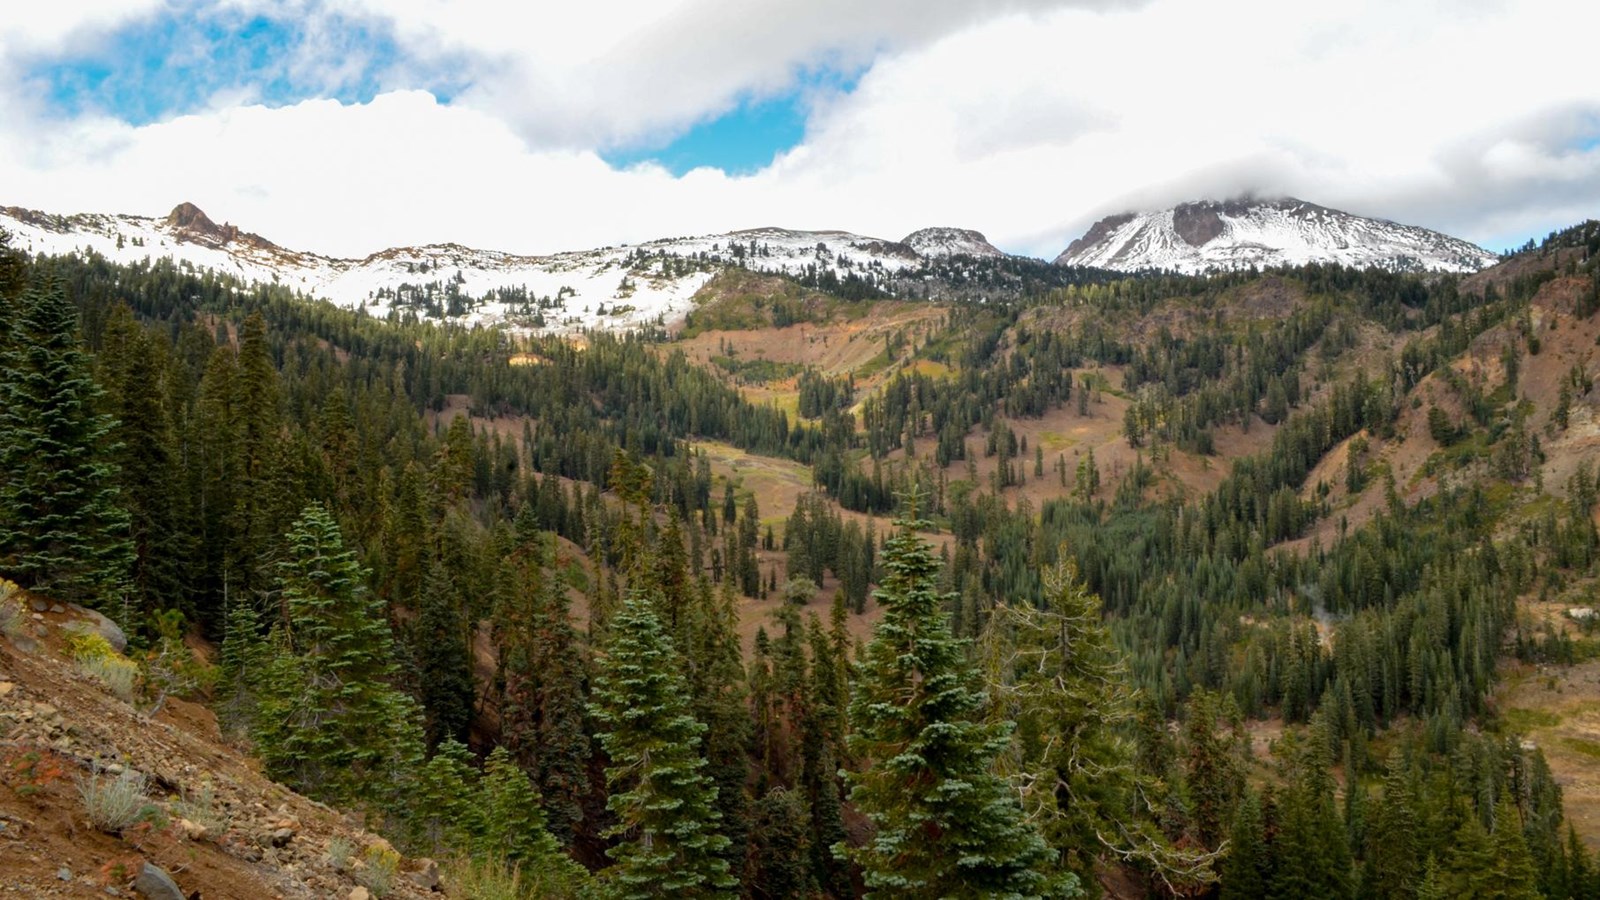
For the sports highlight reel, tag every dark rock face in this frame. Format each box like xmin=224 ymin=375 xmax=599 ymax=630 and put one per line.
xmin=164 ymin=202 xmax=281 ymax=253
xmin=1172 ymin=202 xmax=1225 ymax=247
xmin=1057 ymin=212 xmax=1134 ymax=262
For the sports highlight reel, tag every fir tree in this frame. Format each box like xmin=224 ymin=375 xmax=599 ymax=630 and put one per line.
xmin=98 ymin=305 xmax=192 ymax=625
xmin=840 ymin=499 xmax=1056 ymax=899
xmin=1483 ymin=795 xmax=1541 ymax=900
xmin=415 ymin=561 xmax=476 ymax=749
xmin=254 ymin=503 xmax=422 ymax=804
xmin=749 ymin=787 xmax=813 ymax=899
xmin=498 ymin=534 xmax=590 ymax=846
xmin=978 ymin=557 xmax=1205 ymax=892
xmin=0 ymin=278 xmax=133 ymax=613
xmin=589 ymin=593 xmax=735 ymax=898
xmin=1220 ymin=790 xmax=1269 ymax=900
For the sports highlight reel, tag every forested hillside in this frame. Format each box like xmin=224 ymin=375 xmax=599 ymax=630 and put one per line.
xmin=4 ymin=219 xmax=1600 ymax=898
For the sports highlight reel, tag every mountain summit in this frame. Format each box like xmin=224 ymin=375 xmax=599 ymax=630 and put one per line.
xmin=1055 ymin=197 xmax=1497 ymax=274
xmin=900 ymin=227 xmax=1004 ymax=259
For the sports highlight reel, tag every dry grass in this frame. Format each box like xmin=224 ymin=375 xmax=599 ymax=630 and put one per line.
xmin=76 ymin=767 xmax=152 ymax=833
xmin=1496 ymin=656 xmax=1600 ymax=848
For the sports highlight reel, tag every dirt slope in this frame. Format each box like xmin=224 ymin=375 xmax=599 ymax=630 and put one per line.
xmin=1 ymin=599 xmax=437 ymax=900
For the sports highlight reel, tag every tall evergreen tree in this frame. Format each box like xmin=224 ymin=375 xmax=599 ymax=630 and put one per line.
xmin=0 ymin=278 xmax=133 ymax=614
xmin=499 ymin=534 xmax=591 ymax=847
xmin=229 ymin=312 xmax=288 ymax=599
xmin=978 ymin=557 xmax=1206 ymax=893
xmin=415 ymin=561 xmax=475 ymax=749
xmin=254 ymin=503 xmax=422 ymax=804
xmin=840 ymin=500 xmax=1057 ymax=899
xmin=589 ymin=592 xmax=735 ymax=898
xmin=98 ymin=306 xmax=192 ymax=625
xmin=1220 ymin=790 xmax=1269 ymax=900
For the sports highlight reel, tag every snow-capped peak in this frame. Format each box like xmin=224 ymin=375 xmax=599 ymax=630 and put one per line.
xmin=0 ymin=202 xmax=1021 ymax=333
xmin=1055 ymin=198 xmax=1497 ymax=274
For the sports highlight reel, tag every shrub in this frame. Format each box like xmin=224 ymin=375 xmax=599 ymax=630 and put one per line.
xmin=170 ymin=781 xmax=228 ymax=835
xmin=0 ymin=589 xmax=21 ymax=640
xmin=80 ymin=654 xmax=140 ymax=702
xmin=77 ymin=768 xmax=152 ymax=833
xmin=443 ymin=856 xmax=526 ymax=900
xmin=359 ymin=845 xmax=401 ymax=897
xmin=326 ymin=835 xmax=355 ymax=872
xmin=64 ymin=628 xmax=116 ymax=662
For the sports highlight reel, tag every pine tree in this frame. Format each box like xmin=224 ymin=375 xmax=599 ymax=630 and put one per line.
xmin=478 ymin=745 xmax=591 ymax=894
xmin=409 ymin=738 xmax=482 ymax=856
xmin=217 ymin=588 xmax=269 ymax=734
xmin=689 ymin=577 xmax=753 ymax=877
xmin=254 ymin=503 xmax=422 ymax=804
xmin=589 ymin=593 xmax=735 ymax=898
xmin=0 ymin=278 xmax=133 ymax=613
xmin=840 ymin=500 xmax=1056 ymax=899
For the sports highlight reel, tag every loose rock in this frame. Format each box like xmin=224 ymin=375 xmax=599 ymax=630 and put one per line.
xmin=410 ymin=857 xmax=440 ymax=891
xmin=132 ymin=863 xmax=185 ymax=900
xmin=68 ymin=603 xmax=128 ymax=653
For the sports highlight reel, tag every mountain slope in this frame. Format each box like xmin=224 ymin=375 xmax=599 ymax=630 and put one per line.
xmin=900 ymin=227 xmax=1004 ymax=259
xmin=1055 ymin=197 xmax=1498 ymax=274
xmin=0 ymin=203 xmax=1020 ymax=333
xmin=0 ymin=599 xmax=438 ymax=899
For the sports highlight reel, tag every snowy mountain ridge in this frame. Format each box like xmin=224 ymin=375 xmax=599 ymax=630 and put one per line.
xmin=0 ymin=203 xmax=1012 ymax=333
xmin=1055 ymin=198 xmax=1498 ymax=274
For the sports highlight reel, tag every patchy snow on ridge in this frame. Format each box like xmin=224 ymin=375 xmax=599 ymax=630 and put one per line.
xmin=901 ymin=227 xmax=1004 ymax=259
xmin=0 ymin=205 xmax=981 ymax=333
xmin=1055 ymin=198 xmax=1498 ymax=275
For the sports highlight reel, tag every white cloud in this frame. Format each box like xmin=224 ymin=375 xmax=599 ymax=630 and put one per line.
xmin=1 ymin=0 xmax=1597 ymax=259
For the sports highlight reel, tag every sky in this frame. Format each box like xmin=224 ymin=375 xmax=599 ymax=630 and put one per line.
xmin=2 ymin=0 xmax=1598 ymax=259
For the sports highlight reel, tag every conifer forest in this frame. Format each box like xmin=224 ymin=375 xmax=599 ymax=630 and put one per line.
xmin=5 ymin=218 xmax=1600 ymax=900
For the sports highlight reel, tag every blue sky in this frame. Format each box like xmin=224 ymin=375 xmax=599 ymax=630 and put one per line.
xmin=24 ymin=7 xmax=415 ymax=123
xmin=1 ymin=0 xmax=1596 ymax=258
xmin=23 ymin=5 xmax=831 ymax=178
xmin=601 ymin=72 xmax=859 ymax=177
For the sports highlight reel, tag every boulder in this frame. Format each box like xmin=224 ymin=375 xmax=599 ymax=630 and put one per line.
xmin=68 ymin=603 xmax=127 ymax=653
xmin=132 ymin=863 xmax=185 ymax=900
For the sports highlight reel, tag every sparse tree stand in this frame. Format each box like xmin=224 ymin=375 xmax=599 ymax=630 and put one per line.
xmin=0 ymin=278 xmax=133 ymax=616
xmin=840 ymin=501 xmax=1060 ymax=899
xmin=590 ymin=593 xmax=736 ymax=898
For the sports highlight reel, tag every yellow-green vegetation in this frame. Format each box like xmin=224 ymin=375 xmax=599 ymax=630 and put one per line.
xmin=0 ymin=578 xmax=22 ymax=638
xmin=358 ymin=844 xmax=401 ymax=898
xmin=709 ymin=354 xmax=805 ymax=384
xmin=1502 ymin=707 xmax=1562 ymax=732
xmin=64 ymin=628 xmax=117 ymax=662
xmin=679 ymin=270 xmax=872 ymax=337
xmin=64 ymin=627 xmax=141 ymax=702
xmin=1563 ymin=736 xmax=1600 ymax=762
xmin=907 ymin=359 xmax=953 ymax=379
xmin=853 ymin=349 xmax=894 ymax=379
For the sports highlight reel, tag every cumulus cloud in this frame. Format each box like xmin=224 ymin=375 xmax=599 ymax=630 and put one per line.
xmin=1 ymin=0 xmax=1597 ymax=258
